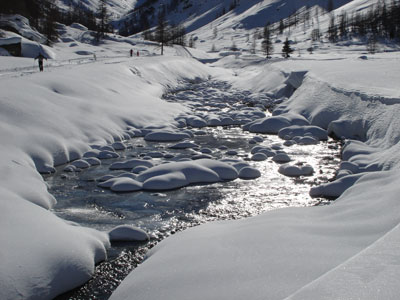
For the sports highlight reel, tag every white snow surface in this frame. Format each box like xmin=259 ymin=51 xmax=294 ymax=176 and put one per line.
xmin=110 ymin=4 xmax=400 ymax=300
xmin=2 ymin=0 xmax=400 ymax=299
xmin=0 ymin=35 xmax=211 ymax=298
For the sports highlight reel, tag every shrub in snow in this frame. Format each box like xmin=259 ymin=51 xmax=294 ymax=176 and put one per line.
xmin=272 ymin=153 xmax=291 ymax=163
xmin=239 ymin=167 xmax=261 ymax=179
xmin=144 ymin=131 xmax=191 ymax=142
xmin=278 ymin=164 xmax=314 ymax=177
xmin=108 ymin=225 xmax=149 ymax=242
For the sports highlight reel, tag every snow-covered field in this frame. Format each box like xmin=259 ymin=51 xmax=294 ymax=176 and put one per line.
xmin=1 ymin=0 xmax=400 ymax=299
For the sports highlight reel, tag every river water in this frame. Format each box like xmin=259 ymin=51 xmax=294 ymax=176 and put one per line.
xmin=50 ymin=80 xmax=340 ymax=299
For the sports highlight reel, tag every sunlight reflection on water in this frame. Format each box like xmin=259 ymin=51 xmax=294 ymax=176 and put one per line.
xmin=51 ymin=81 xmax=341 ymax=300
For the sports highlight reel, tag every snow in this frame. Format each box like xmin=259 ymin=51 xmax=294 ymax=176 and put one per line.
xmin=238 ymin=166 xmax=261 ymax=179
xmin=110 ymin=159 xmax=154 ymax=170
xmin=278 ymin=163 xmax=314 ymax=177
xmin=2 ymin=0 xmax=400 ymax=298
xmin=0 ymin=23 xmax=212 ymax=298
xmin=144 ymin=130 xmax=191 ymax=142
xmin=108 ymin=225 xmax=149 ymax=242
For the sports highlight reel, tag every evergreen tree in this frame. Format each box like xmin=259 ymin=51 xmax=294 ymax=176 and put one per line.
xmin=339 ymin=12 xmax=348 ymax=37
xmin=328 ymin=14 xmax=337 ymax=42
xmin=96 ymin=0 xmax=110 ymax=42
xmin=262 ymin=24 xmax=273 ymax=58
xmin=282 ymin=38 xmax=293 ymax=58
xmin=155 ymin=13 xmax=168 ymax=55
xmin=42 ymin=0 xmax=59 ymax=44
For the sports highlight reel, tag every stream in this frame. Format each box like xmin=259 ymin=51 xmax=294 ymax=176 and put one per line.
xmin=50 ymin=80 xmax=341 ymax=299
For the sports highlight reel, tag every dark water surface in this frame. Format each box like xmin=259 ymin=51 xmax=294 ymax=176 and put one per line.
xmin=50 ymin=81 xmax=340 ymax=299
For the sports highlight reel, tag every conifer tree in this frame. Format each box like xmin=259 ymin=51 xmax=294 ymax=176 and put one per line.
xmin=262 ymin=24 xmax=273 ymax=58
xmin=282 ymin=38 xmax=293 ymax=58
xmin=96 ymin=0 xmax=110 ymax=42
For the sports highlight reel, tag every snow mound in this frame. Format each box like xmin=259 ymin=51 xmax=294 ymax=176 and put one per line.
xmin=110 ymin=178 xmax=143 ymax=192
xmin=144 ymin=131 xmax=191 ymax=142
xmin=244 ymin=113 xmax=309 ymax=134
xmin=108 ymin=225 xmax=149 ymax=242
xmin=136 ymin=159 xmax=238 ymax=191
xmin=251 ymin=153 xmax=268 ymax=161
xmin=278 ymin=125 xmax=328 ymax=141
xmin=110 ymin=159 xmax=154 ymax=170
xmin=272 ymin=153 xmax=291 ymax=163
xmin=278 ymin=163 xmax=314 ymax=177
xmin=170 ymin=142 xmax=199 ymax=149
xmin=310 ymin=174 xmax=365 ymax=199
xmin=239 ymin=167 xmax=261 ymax=179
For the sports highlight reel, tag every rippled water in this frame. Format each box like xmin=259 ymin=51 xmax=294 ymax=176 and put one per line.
xmin=50 ymin=81 xmax=341 ymax=299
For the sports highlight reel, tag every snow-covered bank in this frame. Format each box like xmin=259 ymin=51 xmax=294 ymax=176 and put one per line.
xmin=0 ymin=56 xmax=212 ymax=299
xmin=110 ymin=53 xmax=400 ymax=299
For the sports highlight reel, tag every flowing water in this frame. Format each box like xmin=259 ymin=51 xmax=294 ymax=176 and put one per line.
xmin=50 ymin=80 xmax=341 ymax=299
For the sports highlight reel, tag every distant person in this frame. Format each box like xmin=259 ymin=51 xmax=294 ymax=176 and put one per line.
xmin=93 ymin=53 xmax=97 ymax=61
xmin=137 ymin=50 xmax=139 ymax=57
xmin=34 ymin=53 xmax=47 ymax=72
xmin=130 ymin=49 xmax=133 ymax=57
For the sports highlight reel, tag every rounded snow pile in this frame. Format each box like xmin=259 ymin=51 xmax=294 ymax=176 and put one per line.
xmin=137 ymin=159 xmax=238 ymax=191
xmin=278 ymin=163 xmax=314 ymax=177
xmin=144 ymin=131 xmax=191 ymax=142
xmin=108 ymin=225 xmax=149 ymax=242
xmin=110 ymin=159 xmax=154 ymax=170
xmin=272 ymin=153 xmax=291 ymax=163
xmin=278 ymin=125 xmax=328 ymax=141
xmin=170 ymin=142 xmax=199 ymax=149
xmin=239 ymin=167 xmax=261 ymax=179
xmin=309 ymin=173 xmax=364 ymax=199
xmin=244 ymin=113 xmax=309 ymax=134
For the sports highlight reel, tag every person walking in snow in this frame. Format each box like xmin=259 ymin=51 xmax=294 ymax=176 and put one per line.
xmin=35 ymin=54 xmax=47 ymax=72
xmin=137 ymin=50 xmax=139 ymax=57
xmin=130 ymin=49 xmax=133 ymax=57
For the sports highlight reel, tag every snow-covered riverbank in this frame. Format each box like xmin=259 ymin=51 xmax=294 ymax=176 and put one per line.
xmin=110 ymin=53 xmax=400 ymax=300
xmin=0 ymin=55 xmax=213 ymax=299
